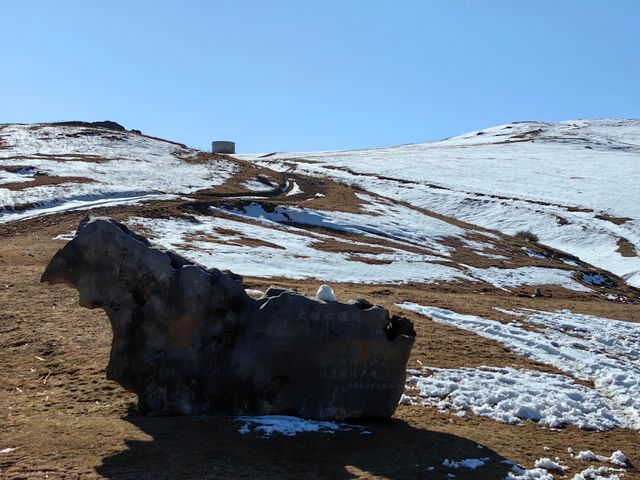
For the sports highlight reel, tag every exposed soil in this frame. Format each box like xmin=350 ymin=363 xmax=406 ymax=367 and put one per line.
xmin=1 ymin=208 xmax=639 ymax=479
xmin=0 ymin=153 xmax=116 ymax=164
xmin=596 ymin=213 xmax=632 ymax=226
xmin=0 ymin=175 xmax=94 ymax=191
xmin=618 ymin=237 xmax=638 ymax=258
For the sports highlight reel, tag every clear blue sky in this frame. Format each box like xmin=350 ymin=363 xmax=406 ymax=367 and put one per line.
xmin=1 ymin=1 xmax=639 ymax=152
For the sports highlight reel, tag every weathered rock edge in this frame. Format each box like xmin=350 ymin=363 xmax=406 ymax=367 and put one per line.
xmin=41 ymin=217 xmax=415 ymax=420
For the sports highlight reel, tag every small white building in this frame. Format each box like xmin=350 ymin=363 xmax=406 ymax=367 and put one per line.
xmin=212 ymin=141 xmax=235 ymax=154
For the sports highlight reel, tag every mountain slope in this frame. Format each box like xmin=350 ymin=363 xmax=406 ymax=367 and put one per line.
xmin=0 ymin=123 xmax=236 ymax=222
xmin=240 ymin=119 xmax=640 ymax=286
xmin=1 ymin=120 xmax=640 ymax=479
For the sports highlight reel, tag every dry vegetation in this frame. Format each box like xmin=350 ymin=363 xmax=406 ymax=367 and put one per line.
xmin=1 ymin=161 xmax=639 ymax=479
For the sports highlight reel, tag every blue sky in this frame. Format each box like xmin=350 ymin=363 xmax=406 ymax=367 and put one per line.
xmin=1 ymin=1 xmax=638 ymax=152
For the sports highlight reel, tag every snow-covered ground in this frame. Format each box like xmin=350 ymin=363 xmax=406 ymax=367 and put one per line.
xmin=399 ymin=304 xmax=640 ymax=430
xmin=239 ymin=119 xmax=640 ymax=286
xmin=0 ymin=124 xmax=236 ymax=222
xmin=406 ymin=366 xmax=621 ymax=430
xmin=1 ymin=121 xmax=632 ymax=293
xmin=129 ymin=213 xmax=471 ymax=284
xmin=223 ymin=195 xmax=475 ymax=257
xmin=130 ymin=203 xmax=590 ymax=290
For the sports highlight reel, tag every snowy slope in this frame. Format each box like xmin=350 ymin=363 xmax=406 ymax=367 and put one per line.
xmin=0 ymin=124 xmax=236 ymax=222
xmin=1 ymin=120 xmax=634 ymax=293
xmin=239 ymin=119 xmax=640 ymax=286
xmin=130 ymin=196 xmax=591 ymax=290
xmin=400 ymin=304 xmax=640 ymax=431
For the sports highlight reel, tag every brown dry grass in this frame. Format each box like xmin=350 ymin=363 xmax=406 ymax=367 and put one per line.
xmin=1 ymin=149 xmax=640 ymax=479
xmin=1 ymin=208 xmax=639 ymax=479
xmin=0 ymin=175 xmax=94 ymax=191
xmin=596 ymin=213 xmax=632 ymax=226
xmin=1 ymin=153 xmax=116 ymax=163
xmin=618 ymin=237 xmax=638 ymax=258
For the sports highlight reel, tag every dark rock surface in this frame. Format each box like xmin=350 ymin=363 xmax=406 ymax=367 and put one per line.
xmin=51 ymin=120 xmax=127 ymax=131
xmin=41 ymin=217 xmax=415 ymax=420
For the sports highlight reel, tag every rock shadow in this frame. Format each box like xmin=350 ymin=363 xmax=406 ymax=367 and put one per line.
xmin=96 ymin=412 xmax=512 ymax=479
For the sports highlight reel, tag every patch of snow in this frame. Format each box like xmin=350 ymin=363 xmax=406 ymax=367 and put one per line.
xmin=463 ymin=265 xmax=591 ymax=292
xmin=576 ymin=451 xmax=628 ymax=467
xmin=522 ymin=247 xmax=548 ymax=259
xmin=506 ymin=465 xmax=554 ymax=480
xmin=399 ymin=304 xmax=640 ymax=430
xmin=0 ymin=167 xmax=38 ymax=184
xmin=495 ymin=308 xmax=640 ymax=364
xmin=407 ymin=367 xmax=619 ymax=430
xmin=316 ymin=284 xmax=336 ymax=302
xmin=2 ymin=192 xmax=179 ymax=223
xmin=461 ymin=238 xmax=494 ymax=251
xmin=285 ymin=180 xmax=303 ymax=196
xmin=442 ymin=457 xmax=490 ymax=469
xmin=534 ymin=458 xmax=568 ymax=472
xmin=608 ymin=451 xmax=627 ymax=467
xmin=475 ymin=251 xmax=510 ymax=260
xmin=242 ymin=179 xmax=277 ymax=192
xmin=244 ymin=288 xmax=265 ymax=300
xmin=563 ymin=258 xmax=582 ymax=267
xmin=571 ymin=466 xmax=625 ymax=480
xmin=576 ymin=451 xmax=606 ymax=462
xmin=236 ymin=415 xmax=364 ymax=437
xmin=54 ymin=231 xmax=76 ymax=241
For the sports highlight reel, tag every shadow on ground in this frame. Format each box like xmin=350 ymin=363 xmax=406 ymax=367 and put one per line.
xmin=97 ymin=413 xmax=512 ymax=479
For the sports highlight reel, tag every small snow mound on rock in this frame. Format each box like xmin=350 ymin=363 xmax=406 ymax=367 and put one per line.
xmin=316 ymin=284 xmax=336 ymax=302
xmin=245 ymin=288 xmax=265 ymax=300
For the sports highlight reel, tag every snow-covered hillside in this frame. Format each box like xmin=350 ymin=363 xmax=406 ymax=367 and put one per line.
xmin=2 ymin=120 xmax=640 ymax=479
xmin=0 ymin=123 xmax=236 ymax=222
xmin=241 ymin=119 xmax=640 ymax=286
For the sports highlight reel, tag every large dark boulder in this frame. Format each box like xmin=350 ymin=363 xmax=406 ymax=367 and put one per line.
xmin=41 ymin=217 xmax=415 ymax=419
